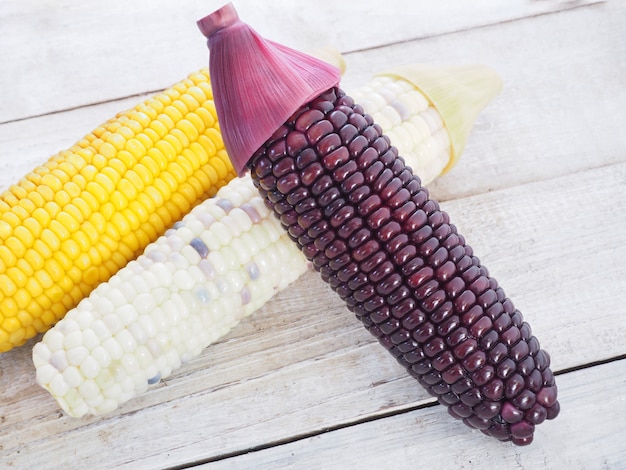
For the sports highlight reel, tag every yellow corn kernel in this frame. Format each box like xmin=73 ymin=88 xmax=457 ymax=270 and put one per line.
xmin=0 ymin=69 xmax=234 ymax=352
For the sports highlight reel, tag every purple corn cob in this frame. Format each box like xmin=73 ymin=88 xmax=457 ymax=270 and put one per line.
xmin=247 ymin=87 xmax=559 ymax=445
xmin=198 ymin=3 xmax=559 ymax=446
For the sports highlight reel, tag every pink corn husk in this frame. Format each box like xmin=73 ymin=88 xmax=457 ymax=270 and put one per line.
xmin=197 ymin=2 xmax=341 ymax=174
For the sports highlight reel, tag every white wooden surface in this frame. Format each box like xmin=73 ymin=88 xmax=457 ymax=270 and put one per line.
xmin=1 ymin=1 xmax=625 ymax=469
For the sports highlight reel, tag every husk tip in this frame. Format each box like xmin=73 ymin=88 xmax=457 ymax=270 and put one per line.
xmin=197 ymin=2 xmax=239 ymax=38
xmin=379 ymin=63 xmax=502 ymax=173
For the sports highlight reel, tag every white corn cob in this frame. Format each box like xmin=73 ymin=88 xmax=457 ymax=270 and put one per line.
xmin=33 ymin=175 xmax=306 ymax=417
xmin=33 ymin=65 xmax=501 ymax=417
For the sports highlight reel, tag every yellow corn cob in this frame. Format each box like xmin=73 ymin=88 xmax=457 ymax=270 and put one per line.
xmin=33 ymin=64 xmax=501 ymax=417
xmin=0 ymin=70 xmax=235 ymax=352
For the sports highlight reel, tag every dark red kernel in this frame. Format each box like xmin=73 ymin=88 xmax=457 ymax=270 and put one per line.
xmin=437 ymin=315 xmax=460 ymax=336
xmin=460 ymin=388 xmax=483 ymax=407
xmin=376 ymin=273 xmax=403 ymax=296
xmin=267 ymin=139 xmax=287 ymax=162
xmin=311 ymin=174 xmax=333 ymax=196
xmin=379 ymin=177 xmax=403 ymax=201
xmin=442 ymin=364 xmax=466 ymax=384
xmin=451 ymin=377 xmax=473 ymax=395
xmin=372 ymin=168 xmax=394 ymax=193
xmin=461 ymin=305 xmax=484 ymax=325
xmin=387 ymin=188 xmax=411 ymax=209
xmin=392 ymin=244 xmax=417 ymax=267
xmin=511 ymin=340 xmax=530 ymax=361
xmin=464 ymin=416 xmax=491 ymax=431
xmin=512 ymin=389 xmax=536 ymax=410
xmin=453 ymin=337 xmax=477 ymax=358
xmin=463 ymin=351 xmax=487 ymax=372
xmin=469 ymin=316 xmax=493 ymax=339
xmin=422 ymin=289 xmax=446 ymax=313
xmin=369 ymin=261 xmax=395 ymax=283
xmin=337 ymin=217 xmax=362 ymax=239
xmin=454 ymin=290 xmax=477 ymax=313
xmin=401 ymin=309 xmax=426 ymax=331
xmin=286 ymin=131 xmax=308 ymax=156
xmin=473 ymin=402 xmax=502 ymax=421
xmin=432 ymin=351 xmax=456 ymax=372
xmin=295 ymin=109 xmax=325 ymax=132
xmin=445 ymin=277 xmax=466 ymax=298
xmin=502 ymin=326 xmax=522 ymax=346
xmin=339 ymin=123 xmax=358 ymax=145
xmin=306 ymin=119 xmax=334 ymax=145
xmin=471 ymin=365 xmax=495 ymax=387
xmin=428 ymin=246 xmax=449 ymax=268
xmin=517 ymin=355 xmax=537 ymax=376
xmin=323 ymin=146 xmax=351 ymax=171
xmin=537 ymin=386 xmax=558 ymax=407
xmin=416 ymin=279 xmax=439 ymax=299
xmin=317 ymin=133 xmax=342 ymax=157
xmin=497 ymin=358 xmax=517 ymax=379
xmin=413 ymin=322 xmax=435 ymax=343
xmin=488 ymin=343 xmax=509 ymax=365
xmin=525 ymin=369 xmax=544 ymax=392
xmin=482 ymin=378 xmax=504 ymax=401
xmin=393 ymin=200 xmax=417 ymax=223
xmin=379 ymin=318 xmax=401 ymax=335
xmin=348 ymin=134 xmax=369 ymax=158
xmin=328 ymin=109 xmax=348 ymax=130
xmin=449 ymin=403 xmax=473 ymax=419
xmin=359 ymin=251 xmax=386 ymax=273
xmin=525 ymin=403 xmax=548 ymax=425
xmin=330 ymin=206 xmax=355 ymax=229
xmin=505 ymin=373 xmax=526 ymax=399
xmin=387 ymin=285 xmax=410 ymax=305
xmin=377 ymin=221 xmax=402 ymax=242
xmin=301 ymin=173 xmax=324 ymax=197
xmin=295 ymin=148 xmax=319 ymax=169
xmin=341 ymin=172 xmax=365 ymax=194
xmin=403 ymin=209 xmax=427 ymax=233
xmin=510 ymin=421 xmax=534 ymax=439
xmin=368 ymin=207 xmax=391 ymax=230
xmin=407 ymin=266 xmax=433 ymax=288
xmin=397 ymin=339 xmax=419 ymax=354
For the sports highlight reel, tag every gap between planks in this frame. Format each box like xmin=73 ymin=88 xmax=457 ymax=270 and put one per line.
xmin=171 ymin=353 xmax=626 ymax=469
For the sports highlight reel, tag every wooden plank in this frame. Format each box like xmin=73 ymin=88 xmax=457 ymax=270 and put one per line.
xmin=0 ymin=0 xmax=602 ymax=122
xmin=339 ymin=0 xmax=625 ymax=202
xmin=1 ymin=1 xmax=621 ymax=202
xmin=202 ymin=359 xmax=626 ymax=470
xmin=1 ymin=161 xmax=624 ymax=469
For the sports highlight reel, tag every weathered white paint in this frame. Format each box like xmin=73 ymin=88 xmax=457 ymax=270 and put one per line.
xmin=0 ymin=0 xmax=624 ymax=468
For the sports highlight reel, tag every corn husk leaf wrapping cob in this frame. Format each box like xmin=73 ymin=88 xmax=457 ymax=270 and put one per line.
xmin=196 ymin=3 xmax=559 ymax=446
xmin=32 ymin=61 xmax=501 ymax=415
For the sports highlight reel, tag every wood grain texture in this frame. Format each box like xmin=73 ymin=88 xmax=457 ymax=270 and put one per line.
xmin=0 ymin=0 xmax=602 ymax=122
xmin=202 ymin=359 xmax=626 ymax=470
xmin=1 ymin=162 xmax=624 ymax=469
xmin=0 ymin=1 xmax=624 ymax=469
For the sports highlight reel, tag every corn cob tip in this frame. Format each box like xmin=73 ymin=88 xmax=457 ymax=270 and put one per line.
xmin=197 ymin=3 xmax=341 ymax=174
xmin=379 ymin=64 xmax=502 ymax=173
